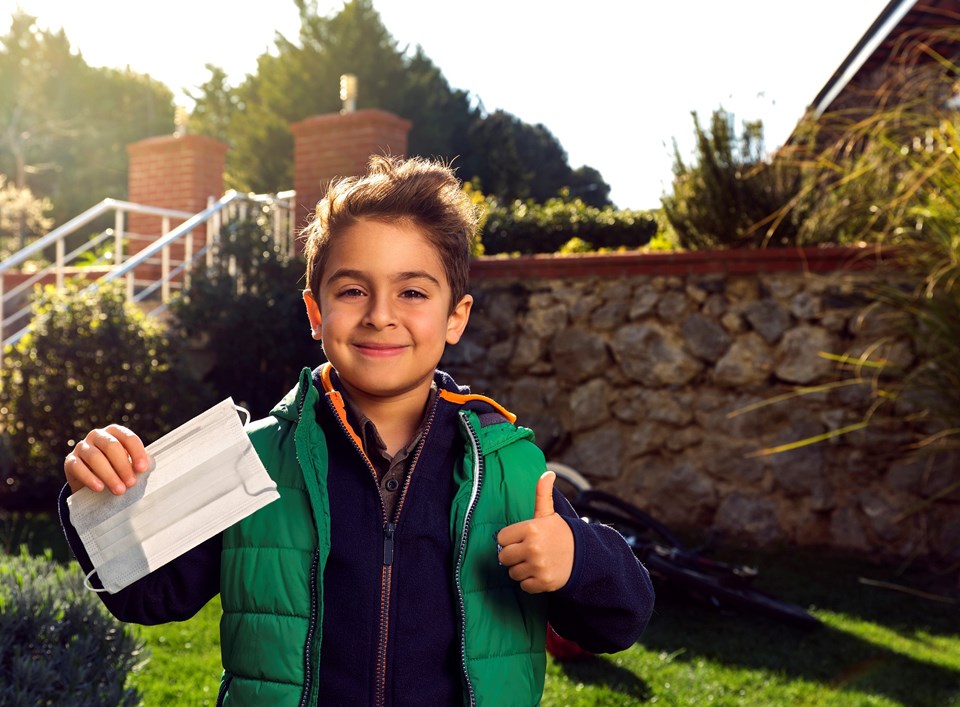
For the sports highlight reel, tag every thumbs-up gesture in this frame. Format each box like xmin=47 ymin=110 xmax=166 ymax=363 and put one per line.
xmin=495 ymin=471 xmax=575 ymax=594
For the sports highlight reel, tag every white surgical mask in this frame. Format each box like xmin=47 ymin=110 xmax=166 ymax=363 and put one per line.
xmin=67 ymin=398 xmax=280 ymax=594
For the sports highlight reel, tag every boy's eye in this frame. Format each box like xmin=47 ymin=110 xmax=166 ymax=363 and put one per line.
xmin=400 ymin=289 xmax=427 ymax=299
xmin=337 ymin=287 xmax=366 ymax=298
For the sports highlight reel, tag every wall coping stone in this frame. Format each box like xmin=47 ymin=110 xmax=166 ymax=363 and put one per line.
xmin=469 ymin=245 xmax=890 ymax=279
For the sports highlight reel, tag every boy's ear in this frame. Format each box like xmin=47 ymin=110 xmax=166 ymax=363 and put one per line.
xmin=302 ymin=289 xmax=322 ymax=340
xmin=445 ymin=294 xmax=473 ymax=345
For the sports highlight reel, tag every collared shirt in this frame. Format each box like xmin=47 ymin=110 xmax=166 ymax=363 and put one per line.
xmin=342 ymin=385 xmax=438 ymax=520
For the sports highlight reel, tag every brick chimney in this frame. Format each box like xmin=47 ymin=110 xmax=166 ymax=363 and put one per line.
xmin=290 ymin=109 xmax=412 ymax=229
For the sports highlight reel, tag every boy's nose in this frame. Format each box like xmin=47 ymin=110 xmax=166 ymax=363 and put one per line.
xmin=362 ymin=294 xmax=396 ymax=329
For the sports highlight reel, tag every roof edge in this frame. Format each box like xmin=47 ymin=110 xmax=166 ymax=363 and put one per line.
xmin=810 ymin=0 xmax=920 ymax=117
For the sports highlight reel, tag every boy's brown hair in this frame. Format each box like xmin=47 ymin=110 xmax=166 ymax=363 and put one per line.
xmin=301 ymin=154 xmax=479 ymax=312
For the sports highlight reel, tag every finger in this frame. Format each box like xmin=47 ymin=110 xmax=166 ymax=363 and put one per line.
xmin=93 ymin=426 xmax=151 ymax=489
xmin=497 ymin=542 xmax=527 ymax=568
xmin=64 ymin=454 xmax=105 ymax=494
xmin=74 ymin=426 xmax=145 ymax=495
xmin=519 ymin=577 xmax=548 ymax=595
xmin=496 ymin=521 xmax=526 ymax=547
xmin=508 ymin=564 xmax=553 ymax=594
xmin=103 ymin=425 xmax=151 ymax=473
xmin=71 ymin=441 xmax=127 ymax=495
xmin=533 ymin=470 xmax=556 ymax=519
xmin=507 ymin=561 xmax=534 ymax=585
xmin=92 ymin=429 xmax=141 ymax=489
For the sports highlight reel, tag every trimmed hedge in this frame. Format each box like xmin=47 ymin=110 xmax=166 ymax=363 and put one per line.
xmin=0 ymin=549 xmax=144 ymax=706
xmin=480 ymin=194 xmax=658 ymax=255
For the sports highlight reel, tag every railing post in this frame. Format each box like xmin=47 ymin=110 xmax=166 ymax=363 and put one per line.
xmin=0 ymin=275 xmax=5 ymax=369
xmin=184 ymin=230 xmax=194 ymax=293
xmin=206 ymin=196 xmax=221 ymax=270
xmin=161 ymin=216 xmax=171 ymax=303
xmin=227 ymin=201 xmax=238 ymax=281
xmin=55 ymin=239 xmax=65 ymax=289
xmin=114 ymin=208 xmax=124 ymax=266
xmin=117 ymin=206 xmax=134 ymax=302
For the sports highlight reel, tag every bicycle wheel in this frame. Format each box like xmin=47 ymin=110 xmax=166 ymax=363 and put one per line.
xmin=546 ymin=462 xmax=592 ymax=501
xmin=573 ymin=488 xmax=687 ymax=551
xmin=642 ymin=552 xmax=821 ymax=629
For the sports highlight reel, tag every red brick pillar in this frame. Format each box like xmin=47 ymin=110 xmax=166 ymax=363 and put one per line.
xmin=125 ymin=134 xmax=227 ymax=284
xmin=290 ymin=109 xmax=412 ymax=229
xmin=126 ymin=134 xmax=228 ymax=238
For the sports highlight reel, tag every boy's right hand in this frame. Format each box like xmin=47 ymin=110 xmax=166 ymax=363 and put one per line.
xmin=64 ymin=425 xmax=151 ymax=495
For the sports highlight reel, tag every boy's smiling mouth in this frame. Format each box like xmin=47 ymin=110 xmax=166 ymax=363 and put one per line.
xmin=353 ymin=342 xmax=409 ymax=356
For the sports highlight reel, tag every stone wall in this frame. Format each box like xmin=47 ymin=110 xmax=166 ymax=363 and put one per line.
xmin=440 ymin=248 xmax=959 ymax=561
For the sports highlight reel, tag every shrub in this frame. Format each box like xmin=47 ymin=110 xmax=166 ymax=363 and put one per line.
xmin=661 ymin=108 xmax=811 ymax=249
xmin=481 ymin=192 xmax=658 ymax=255
xmin=0 ymin=548 xmax=144 ymax=706
xmin=170 ymin=209 xmax=321 ymax=416
xmin=0 ymin=280 xmax=211 ymax=512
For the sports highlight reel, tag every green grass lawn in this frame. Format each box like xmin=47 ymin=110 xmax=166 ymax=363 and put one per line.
xmin=123 ymin=548 xmax=960 ymax=706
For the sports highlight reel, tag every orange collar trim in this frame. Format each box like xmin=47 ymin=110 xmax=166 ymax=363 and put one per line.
xmin=319 ymin=361 xmax=517 ymax=425
xmin=438 ymin=389 xmax=517 ymax=425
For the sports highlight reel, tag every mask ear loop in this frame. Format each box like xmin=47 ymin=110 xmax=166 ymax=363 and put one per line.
xmin=83 ymin=568 xmax=108 ymax=593
xmin=235 ymin=405 xmax=251 ymax=427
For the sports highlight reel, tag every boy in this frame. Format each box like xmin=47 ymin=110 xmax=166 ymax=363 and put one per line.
xmin=61 ymin=155 xmax=654 ymax=705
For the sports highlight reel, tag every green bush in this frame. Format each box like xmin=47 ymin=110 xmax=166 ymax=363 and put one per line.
xmin=0 ymin=548 xmax=144 ymax=706
xmin=0 ymin=280 xmax=211 ymax=512
xmin=661 ymin=108 xmax=811 ymax=249
xmin=171 ymin=210 xmax=321 ymax=416
xmin=480 ymin=192 xmax=658 ymax=255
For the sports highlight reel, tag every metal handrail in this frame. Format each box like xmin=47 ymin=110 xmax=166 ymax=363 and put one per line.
xmin=2 ymin=230 xmax=113 ymax=306
xmin=0 ymin=189 xmax=298 ymax=364
xmin=91 ymin=191 xmax=236 ymax=288
xmin=0 ymin=199 xmax=193 ymax=274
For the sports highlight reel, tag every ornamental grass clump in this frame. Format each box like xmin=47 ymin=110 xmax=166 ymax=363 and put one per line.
xmin=734 ymin=42 xmax=960 ymax=546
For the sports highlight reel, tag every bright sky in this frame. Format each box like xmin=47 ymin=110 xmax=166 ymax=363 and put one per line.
xmin=4 ymin=0 xmax=892 ymax=209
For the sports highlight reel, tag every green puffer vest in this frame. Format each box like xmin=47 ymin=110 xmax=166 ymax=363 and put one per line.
xmin=217 ymin=368 xmax=548 ymax=706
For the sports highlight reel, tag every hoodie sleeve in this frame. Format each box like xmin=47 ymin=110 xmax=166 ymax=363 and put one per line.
xmin=547 ymin=488 xmax=655 ymax=653
xmin=58 ymin=483 xmax=221 ymax=625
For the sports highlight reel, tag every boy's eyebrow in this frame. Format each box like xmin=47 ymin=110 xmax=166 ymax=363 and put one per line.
xmin=326 ymin=268 xmax=442 ymax=287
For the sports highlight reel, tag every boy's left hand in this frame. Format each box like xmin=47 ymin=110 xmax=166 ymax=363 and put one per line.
xmin=496 ymin=471 xmax=574 ymax=594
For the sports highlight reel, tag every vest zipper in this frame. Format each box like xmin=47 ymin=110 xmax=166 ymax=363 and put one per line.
xmin=383 ymin=522 xmax=395 ymax=565
xmin=455 ymin=412 xmax=483 ymax=707
xmin=325 ymin=390 xmax=439 ymax=707
xmin=298 ymin=549 xmax=321 ymax=707
xmin=295 ymin=383 xmax=321 ymax=707
xmin=374 ymin=397 xmax=438 ymax=706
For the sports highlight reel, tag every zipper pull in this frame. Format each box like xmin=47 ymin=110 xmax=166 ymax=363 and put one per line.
xmin=383 ymin=522 xmax=395 ymax=566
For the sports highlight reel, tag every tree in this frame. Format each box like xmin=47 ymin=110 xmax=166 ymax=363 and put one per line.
xmin=460 ymin=110 xmax=611 ymax=205
xmin=0 ymin=174 xmax=53 ymax=258
xmin=191 ymin=0 xmax=606 ymax=205
xmin=184 ymin=64 xmax=236 ymax=144
xmin=0 ymin=11 xmax=175 ymax=226
xmin=568 ymin=165 xmax=612 ymax=209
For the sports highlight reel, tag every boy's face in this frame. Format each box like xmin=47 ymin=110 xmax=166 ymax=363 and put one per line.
xmin=303 ymin=218 xmax=472 ymax=406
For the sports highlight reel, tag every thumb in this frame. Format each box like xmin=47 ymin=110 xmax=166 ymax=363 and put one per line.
xmin=533 ymin=470 xmax=556 ymax=519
